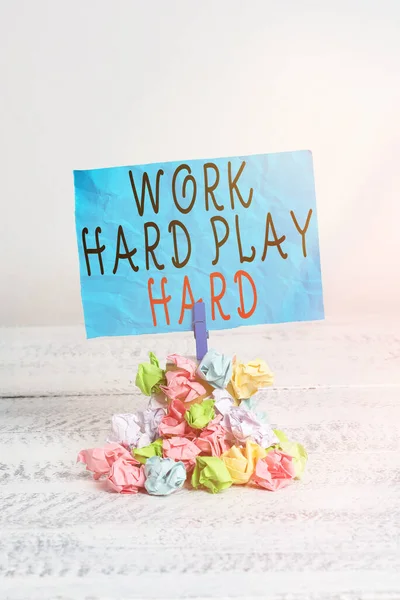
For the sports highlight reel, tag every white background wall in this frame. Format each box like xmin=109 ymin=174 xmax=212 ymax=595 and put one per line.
xmin=1 ymin=0 xmax=399 ymax=326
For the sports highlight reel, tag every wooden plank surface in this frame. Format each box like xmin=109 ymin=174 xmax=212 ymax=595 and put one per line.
xmin=2 ymin=317 xmax=400 ymax=397
xmin=1 ymin=320 xmax=400 ymax=599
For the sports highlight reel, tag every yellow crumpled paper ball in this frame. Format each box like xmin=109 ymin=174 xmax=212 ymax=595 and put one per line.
xmin=221 ymin=440 xmax=267 ymax=484
xmin=228 ymin=358 xmax=274 ymax=401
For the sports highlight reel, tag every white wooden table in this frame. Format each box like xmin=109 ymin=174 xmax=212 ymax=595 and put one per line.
xmin=1 ymin=318 xmax=400 ymax=600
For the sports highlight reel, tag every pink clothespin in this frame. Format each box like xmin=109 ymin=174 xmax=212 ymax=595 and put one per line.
xmin=193 ymin=301 xmax=208 ymax=361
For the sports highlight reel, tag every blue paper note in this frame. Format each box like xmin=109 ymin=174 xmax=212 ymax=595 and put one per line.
xmin=74 ymin=150 xmax=324 ymax=338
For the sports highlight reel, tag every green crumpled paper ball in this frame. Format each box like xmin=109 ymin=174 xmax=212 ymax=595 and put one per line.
xmin=135 ymin=352 xmax=166 ymax=396
xmin=184 ymin=399 xmax=215 ymax=429
xmin=191 ymin=456 xmax=233 ymax=493
xmin=133 ymin=438 xmax=163 ymax=464
xmin=266 ymin=429 xmax=308 ymax=479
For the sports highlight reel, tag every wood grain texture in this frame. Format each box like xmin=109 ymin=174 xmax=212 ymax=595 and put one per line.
xmin=2 ymin=317 xmax=400 ymax=397
xmin=1 ymin=320 xmax=400 ymax=599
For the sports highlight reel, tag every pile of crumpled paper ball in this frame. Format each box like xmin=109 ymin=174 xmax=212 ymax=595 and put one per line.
xmin=77 ymin=350 xmax=307 ymax=495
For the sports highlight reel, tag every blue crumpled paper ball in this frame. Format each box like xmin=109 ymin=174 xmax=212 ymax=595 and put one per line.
xmin=197 ymin=348 xmax=233 ymax=390
xmin=144 ymin=456 xmax=186 ymax=496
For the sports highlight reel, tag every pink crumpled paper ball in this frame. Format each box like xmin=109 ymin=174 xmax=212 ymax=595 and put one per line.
xmin=195 ymin=416 xmax=230 ymax=457
xmin=160 ymin=370 xmax=206 ymax=404
xmin=251 ymin=449 xmax=296 ymax=491
xmin=160 ymin=354 xmax=207 ymax=403
xmin=77 ymin=443 xmax=130 ymax=480
xmin=159 ymin=399 xmax=195 ymax=438
xmin=163 ymin=436 xmax=201 ymax=472
xmin=166 ymin=354 xmax=198 ymax=378
xmin=107 ymin=455 xmax=145 ymax=494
